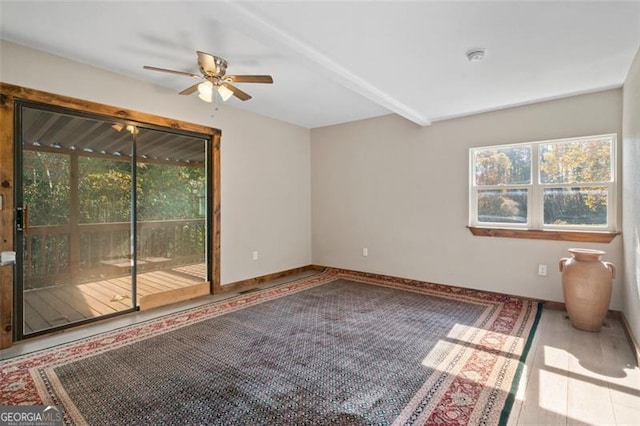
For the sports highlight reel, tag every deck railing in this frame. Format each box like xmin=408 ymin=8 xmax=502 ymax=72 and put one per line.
xmin=23 ymin=219 xmax=205 ymax=289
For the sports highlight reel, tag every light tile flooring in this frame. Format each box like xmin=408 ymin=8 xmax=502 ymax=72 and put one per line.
xmin=510 ymin=309 xmax=640 ymax=425
xmin=1 ymin=277 xmax=639 ymax=425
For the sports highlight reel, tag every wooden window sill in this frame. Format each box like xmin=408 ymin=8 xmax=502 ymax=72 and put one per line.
xmin=467 ymin=226 xmax=620 ymax=243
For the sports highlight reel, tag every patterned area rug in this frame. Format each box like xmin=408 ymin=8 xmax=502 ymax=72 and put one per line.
xmin=0 ymin=269 xmax=540 ymax=425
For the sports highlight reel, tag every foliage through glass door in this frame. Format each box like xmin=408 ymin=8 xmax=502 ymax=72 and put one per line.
xmin=17 ymin=105 xmax=209 ymax=337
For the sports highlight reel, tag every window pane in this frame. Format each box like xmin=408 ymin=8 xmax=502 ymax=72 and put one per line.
xmin=474 ymin=146 xmax=531 ymax=185
xmin=79 ymin=157 xmax=131 ymax=224
xmin=477 ymin=189 xmax=528 ymax=223
xmin=136 ymin=163 xmax=206 ymax=221
xmin=539 ymin=137 xmax=612 ymax=184
xmin=22 ymin=151 xmax=70 ymax=226
xmin=543 ymin=187 xmax=607 ymax=226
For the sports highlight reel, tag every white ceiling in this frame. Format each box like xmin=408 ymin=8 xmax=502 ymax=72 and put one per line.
xmin=1 ymin=1 xmax=639 ymax=129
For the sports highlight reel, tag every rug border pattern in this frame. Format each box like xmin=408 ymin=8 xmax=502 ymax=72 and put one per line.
xmin=0 ymin=268 xmax=540 ymax=426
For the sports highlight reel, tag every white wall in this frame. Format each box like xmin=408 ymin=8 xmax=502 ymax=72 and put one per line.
xmin=2 ymin=39 xmax=630 ymax=313
xmin=622 ymin=48 xmax=640 ymax=345
xmin=0 ymin=40 xmax=311 ymax=285
xmin=311 ymin=89 xmax=623 ymax=308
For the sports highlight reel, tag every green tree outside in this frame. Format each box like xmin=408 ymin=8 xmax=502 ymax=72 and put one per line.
xmin=474 ymin=138 xmax=611 ymax=225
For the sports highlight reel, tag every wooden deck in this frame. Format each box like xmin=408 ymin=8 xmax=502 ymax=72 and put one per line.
xmin=23 ymin=263 xmax=207 ymax=335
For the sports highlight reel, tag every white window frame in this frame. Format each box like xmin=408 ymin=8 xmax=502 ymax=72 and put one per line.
xmin=469 ymin=134 xmax=617 ymax=233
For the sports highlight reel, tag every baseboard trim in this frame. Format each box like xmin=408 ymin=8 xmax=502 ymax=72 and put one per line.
xmin=542 ymin=301 xmax=566 ymax=311
xmin=220 ymin=265 xmax=321 ymax=294
xmin=228 ymin=264 xmax=640 ymax=366
xmin=312 ymin=264 xmax=546 ymax=304
xmin=315 ymin=264 xmax=640 ymax=363
xmin=621 ymin=312 xmax=640 ymax=367
xmin=542 ymin=300 xmax=622 ymax=320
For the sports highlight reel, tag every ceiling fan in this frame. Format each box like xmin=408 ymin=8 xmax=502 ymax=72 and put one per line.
xmin=143 ymin=51 xmax=273 ymax=102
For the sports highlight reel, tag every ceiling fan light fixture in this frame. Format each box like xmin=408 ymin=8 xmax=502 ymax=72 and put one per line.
xmin=466 ymin=48 xmax=486 ymax=62
xmin=217 ymin=85 xmax=234 ymax=102
xmin=144 ymin=51 xmax=272 ymax=102
xmin=198 ymin=80 xmax=214 ymax=103
xmin=125 ymin=124 xmax=139 ymax=135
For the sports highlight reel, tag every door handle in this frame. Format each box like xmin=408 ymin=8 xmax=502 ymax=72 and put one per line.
xmin=24 ymin=204 xmax=29 ymax=234
xmin=16 ymin=205 xmax=28 ymax=234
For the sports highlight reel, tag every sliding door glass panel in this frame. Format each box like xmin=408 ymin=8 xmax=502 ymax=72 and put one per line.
xmin=20 ymin=149 xmax=71 ymax=334
xmin=19 ymin=106 xmax=134 ymax=337
xmin=135 ymin=127 xmax=208 ymax=292
xmin=17 ymin=105 xmax=210 ymax=338
xmin=77 ymin=155 xmax=133 ymax=297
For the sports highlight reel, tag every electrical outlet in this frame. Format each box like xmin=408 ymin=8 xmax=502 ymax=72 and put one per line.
xmin=538 ymin=264 xmax=548 ymax=276
xmin=362 ymin=248 xmax=368 ymax=257
xmin=252 ymin=251 xmax=259 ymax=261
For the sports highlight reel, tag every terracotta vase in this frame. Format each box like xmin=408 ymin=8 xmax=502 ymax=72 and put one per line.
xmin=559 ymin=248 xmax=615 ymax=332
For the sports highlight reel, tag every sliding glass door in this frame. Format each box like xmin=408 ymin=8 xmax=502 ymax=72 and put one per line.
xmin=134 ymin=127 xmax=208 ymax=303
xmin=15 ymin=103 xmax=210 ymax=338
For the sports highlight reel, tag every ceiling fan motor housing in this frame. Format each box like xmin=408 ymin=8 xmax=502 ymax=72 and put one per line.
xmin=201 ymin=56 xmax=228 ymax=77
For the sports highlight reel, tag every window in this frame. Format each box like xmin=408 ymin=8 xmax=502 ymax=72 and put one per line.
xmin=469 ymin=134 xmax=616 ymax=233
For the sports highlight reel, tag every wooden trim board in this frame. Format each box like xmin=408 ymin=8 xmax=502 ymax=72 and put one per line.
xmin=211 ymin=133 xmax=222 ymax=294
xmin=315 ymin=264 xmax=640 ymax=362
xmin=621 ymin=312 xmax=640 ymax=367
xmin=312 ymin=264 xmax=545 ymax=304
xmin=0 ymin=83 xmax=219 ymax=136
xmin=143 ymin=265 xmax=321 ymax=310
xmin=543 ymin=300 xmax=622 ymax=320
xmin=0 ymin=92 xmax=14 ymax=349
xmin=467 ymin=226 xmax=619 ymax=243
xmin=139 ymin=282 xmax=211 ymax=311
xmin=0 ymin=82 xmax=222 ymax=348
xmin=219 ymin=265 xmax=322 ymax=294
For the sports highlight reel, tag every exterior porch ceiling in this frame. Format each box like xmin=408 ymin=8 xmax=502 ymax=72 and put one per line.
xmin=21 ymin=108 xmax=206 ymax=165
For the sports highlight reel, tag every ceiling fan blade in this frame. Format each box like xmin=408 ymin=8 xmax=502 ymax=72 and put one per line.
xmin=179 ymin=82 xmax=201 ymax=95
xmin=143 ymin=65 xmax=200 ymax=79
xmin=197 ymin=51 xmax=217 ymax=74
xmin=223 ymin=83 xmax=252 ymax=101
xmin=226 ymin=75 xmax=273 ymax=84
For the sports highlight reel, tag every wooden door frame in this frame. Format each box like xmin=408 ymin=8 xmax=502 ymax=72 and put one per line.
xmin=0 ymin=83 xmax=222 ymax=348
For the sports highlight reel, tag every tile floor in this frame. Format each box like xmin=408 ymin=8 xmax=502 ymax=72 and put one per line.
xmin=510 ymin=309 xmax=640 ymax=425
xmin=1 ymin=276 xmax=639 ymax=425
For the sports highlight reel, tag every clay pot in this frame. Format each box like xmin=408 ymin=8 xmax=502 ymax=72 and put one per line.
xmin=559 ymin=248 xmax=615 ymax=332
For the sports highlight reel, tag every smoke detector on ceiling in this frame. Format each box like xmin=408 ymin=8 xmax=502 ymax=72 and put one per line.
xmin=466 ymin=48 xmax=486 ymax=62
